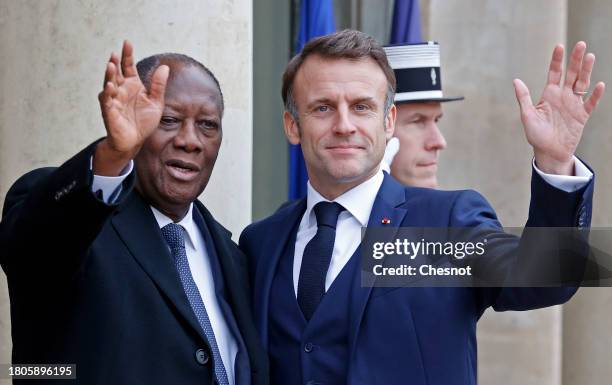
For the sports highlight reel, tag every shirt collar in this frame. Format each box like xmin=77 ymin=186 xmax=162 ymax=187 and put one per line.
xmin=150 ymin=203 xmax=197 ymax=250
xmin=305 ymin=169 xmax=384 ymax=228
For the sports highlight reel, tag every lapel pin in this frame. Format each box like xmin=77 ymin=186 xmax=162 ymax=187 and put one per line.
xmin=381 ymin=217 xmax=391 ymax=225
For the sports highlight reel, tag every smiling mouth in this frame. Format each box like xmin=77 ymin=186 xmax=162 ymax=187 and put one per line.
xmin=326 ymin=145 xmax=364 ymax=154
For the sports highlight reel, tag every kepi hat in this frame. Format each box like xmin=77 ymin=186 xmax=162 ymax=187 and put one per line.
xmin=384 ymin=41 xmax=464 ymax=103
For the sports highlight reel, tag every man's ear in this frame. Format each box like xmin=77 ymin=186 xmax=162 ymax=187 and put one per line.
xmin=384 ymin=104 xmax=397 ymax=140
xmin=283 ymin=111 xmax=301 ymax=145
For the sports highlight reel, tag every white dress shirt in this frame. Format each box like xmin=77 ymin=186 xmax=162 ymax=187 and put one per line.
xmin=91 ymin=160 xmax=237 ymax=385
xmin=151 ymin=205 xmax=237 ymax=385
xmin=293 ymin=157 xmax=593 ymax=297
xmin=293 ymin=171 xmax=384 ymax=296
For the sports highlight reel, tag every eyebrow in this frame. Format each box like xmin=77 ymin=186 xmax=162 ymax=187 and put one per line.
xmin=352 ymin=96 xmax=376 ymax=103
xmin=305 ymin=96 xmax=378 ymax=110
xmin=305 ymin=97 xmax=335 ymax=110
xmin=404 ymin=112 xmax=444 ymax=120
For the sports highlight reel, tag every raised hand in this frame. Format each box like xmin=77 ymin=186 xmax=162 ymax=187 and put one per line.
xmin=95 ymin=40 xmax=169 ymax=176
xmin=513 ymin=41 xmax=605 ymax=175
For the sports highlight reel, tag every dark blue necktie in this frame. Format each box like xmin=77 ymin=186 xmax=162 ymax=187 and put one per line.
xmin=161 ymin=223 xmax=229 ymax=385
xmin=297 ymin=201 xmax=345 ymax=321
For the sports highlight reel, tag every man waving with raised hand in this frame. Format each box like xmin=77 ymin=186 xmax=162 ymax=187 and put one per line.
xmin=1 ymin=41 xmax=267 ymax=385
xmin=240 ymin=30 xmax=602 ymax=385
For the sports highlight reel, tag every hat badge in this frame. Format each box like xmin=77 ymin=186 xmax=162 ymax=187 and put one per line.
xmin=383 ymin=41 xmax=464 ymax=103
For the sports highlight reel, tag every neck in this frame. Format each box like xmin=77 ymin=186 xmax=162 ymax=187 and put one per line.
xmin=136 ymin=186 xmax=191 ymax=223
xmin=157 ymin=206 xmax=190 ymax=223
xmin=309 ymin=169 xmax=379 ymax=201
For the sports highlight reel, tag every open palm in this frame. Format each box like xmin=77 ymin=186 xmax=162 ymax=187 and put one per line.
xmin=98 ymin=41 xmax=169 ymax=156
xmin=514 ymin=42 xmax=605 ymax=174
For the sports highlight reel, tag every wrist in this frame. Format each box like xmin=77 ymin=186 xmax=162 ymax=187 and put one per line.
xmin=533 ymin=152 xmax=575 ymax=176
xmin=93 ymin=139 xmax=135 ymax=176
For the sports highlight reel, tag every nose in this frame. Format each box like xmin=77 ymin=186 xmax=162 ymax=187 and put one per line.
xmin=424 ymin=122 xmax=447 ymax=151
xmin=173 ymin=120 xmax=202 ymax=153
xmin=332 ymin=105 xmax=357 ymax=136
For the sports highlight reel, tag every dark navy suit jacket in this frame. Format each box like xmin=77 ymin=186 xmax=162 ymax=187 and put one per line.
xmin=0 ymin=143 xmax=268 ymax=385
xmin=240 ymin=171 xmax=593 ymax=385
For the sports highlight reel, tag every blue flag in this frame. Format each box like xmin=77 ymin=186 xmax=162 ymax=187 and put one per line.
xmin=288 ymin=0 xmax=336 ymax=200
xmin=390 ymin=0 xmax=422 ymax=44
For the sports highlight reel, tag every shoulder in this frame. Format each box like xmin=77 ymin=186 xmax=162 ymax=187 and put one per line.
xmin=193 ymin=201 xmax=233 ymax=241
xmin=3 ymin=167 xmax=57 ymax=216
xmin=380 ymin=173 xmax=486 ymax=211
xmin=393 ymin=182 xmax=498 ymax=227
xmin=240 ymin=199 xmax=304 ymax=246
xmin=422 ymin=188 xmax=498 ymax=226
xmin=402 ymin=184 xmax=489 ymax=209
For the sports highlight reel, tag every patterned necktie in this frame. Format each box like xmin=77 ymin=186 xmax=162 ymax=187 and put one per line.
xmin=297 ymin=201 xmax=345 ymax=320
xmin=161 ymin=223 xmax=229 ymax=385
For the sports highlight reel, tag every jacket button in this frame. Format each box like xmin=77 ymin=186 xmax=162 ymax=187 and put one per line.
xmin=577 ymin=206 xmax=587 ymax=224
xmin=195 ymin=348 xmax=210 ymax=365
xmin=304 ymin=342 xmax=313 ymax=353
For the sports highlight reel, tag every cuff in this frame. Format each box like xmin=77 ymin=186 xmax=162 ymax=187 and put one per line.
xmin=90 ymin=157 xmax=134 ymax=204
xmin=533 ymin=156 xmax=593 ymax=193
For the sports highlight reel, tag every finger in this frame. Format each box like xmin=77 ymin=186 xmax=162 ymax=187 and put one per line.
xmin=513 ymin=78 xmax=535 ymax=118
xmin=148 ymin=64 xmax=169 ymax=104
xmin=98 ymin=91 xmax=110 ymax=111
xmin=584 ymin=81 xmax=605 ymax=115
xmin=574 ymin=53 xmax=595 ymax=93
xmin=110 ymin=52 xmax=125 ymax=86
xmin=103 ymin=59 xmax=116 ymax=88
xmin=564 ymin=41 xmax=587 ymax=89
xmin=105 ymin=81 xmax=118 ymax=99
xmin=99 ymin=94 xmax=121 ymax=130
xmin=103 ymin=62 xmax=119 ymax=99
xmin=108 ymin=62 xmax=118 ymax=88
xmin=99 ymin=82 xmax=117 ymax=110
xmin=546 ymin=44 xmax=564 ymax=86
xmin=121 ymin=40 xmax=138 ymax=78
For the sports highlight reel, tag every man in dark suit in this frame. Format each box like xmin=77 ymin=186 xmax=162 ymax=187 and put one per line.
xmin=0 ymin=41 xmax=267 ymax=385
xmin=239 ymin=30 xmax=604 ymax=385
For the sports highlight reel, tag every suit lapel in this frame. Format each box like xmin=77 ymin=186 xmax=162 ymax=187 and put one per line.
xmin=193 ymin=203 xmax=254 ymax=385
xmin=255 ymin=199 xmax=306 ymax=348
xmin=111 ymin=192 xmax=208 ymax=344
xmin=192 ymin=201 xmax=255 ymax=343
xmin=348 ymin=173 xmax=409 ymax=358
xmin=193 ymin=202 xmax=235 ymax=307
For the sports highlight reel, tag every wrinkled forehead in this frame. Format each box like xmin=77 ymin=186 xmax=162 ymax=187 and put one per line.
xmin=295 ymin=55 xmax=388 ymax=99
xmin=164 ymin=64 xmax=222 ymax=114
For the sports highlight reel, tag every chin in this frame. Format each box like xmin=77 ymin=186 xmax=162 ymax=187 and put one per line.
xmin=396 ymin=175 xmax=438 ymax=189
xmin=334 ymin=172 xmax=374 ymax=186
xmin=419 ymin=178 xmax=438 ymax=189
xmin=162 ymin=185 xmax=202 ymax=206
xmin=329 ymin=162 xmax=376 ymax=181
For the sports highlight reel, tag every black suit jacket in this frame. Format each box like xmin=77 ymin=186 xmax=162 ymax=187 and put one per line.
xmin=0 ymin=143 xmax=268 ymax=385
